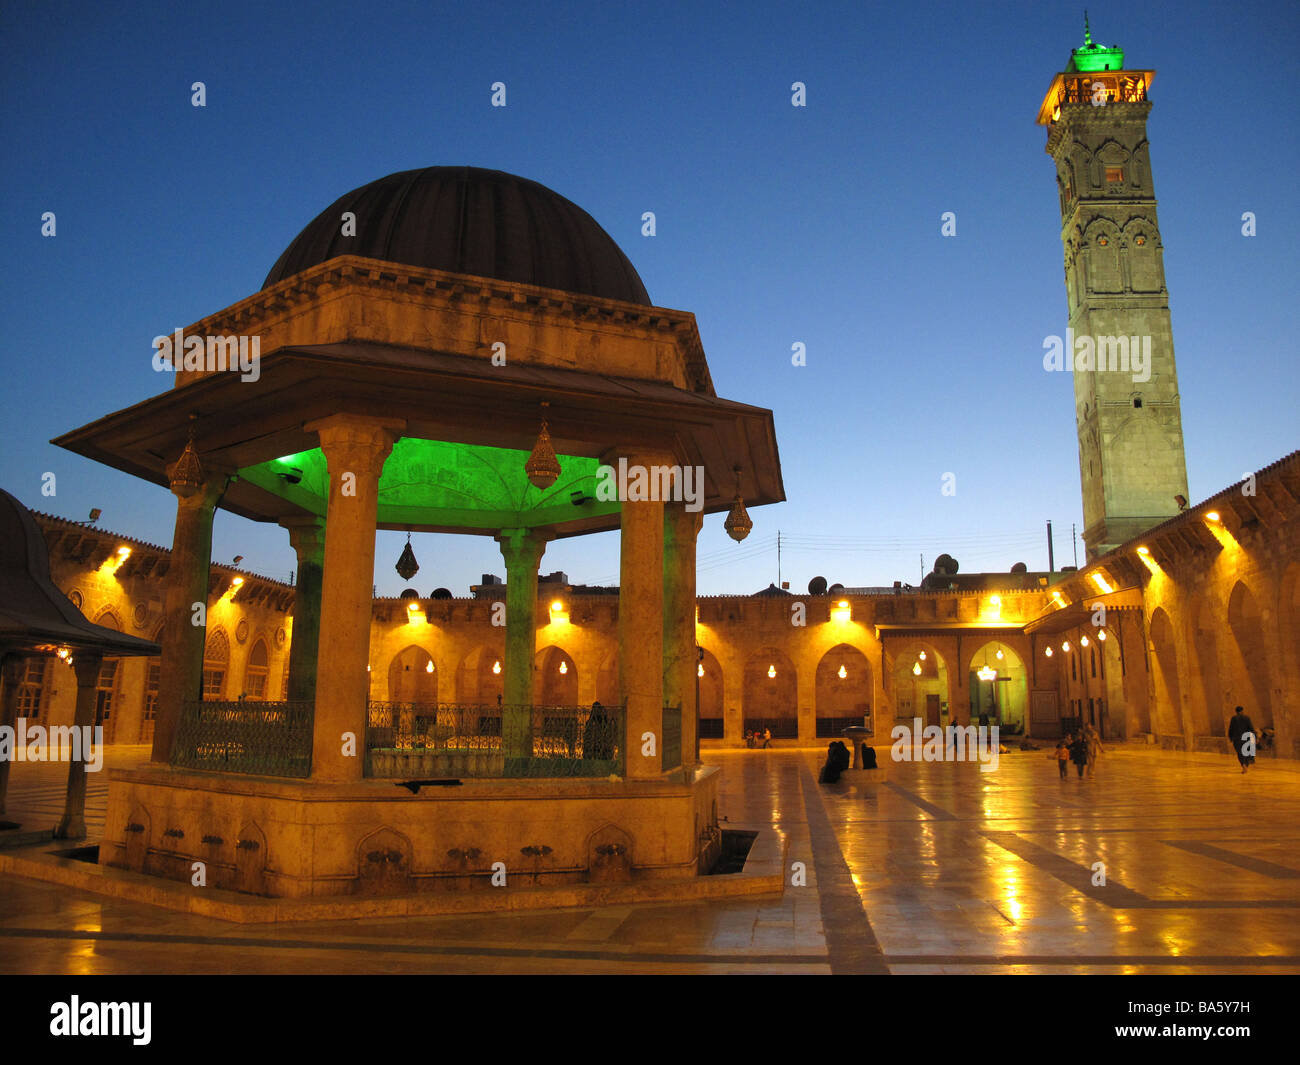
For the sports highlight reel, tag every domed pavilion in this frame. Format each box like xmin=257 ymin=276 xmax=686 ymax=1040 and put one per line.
xmin=53 ymin=166 xmax=784 ymax=903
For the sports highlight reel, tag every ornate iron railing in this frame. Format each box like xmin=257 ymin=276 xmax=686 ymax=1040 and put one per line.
xmin=661 ymin=704 xmax=682 ymax=771
xmin=172 ymin=700 xmax=313 ymax=778
xmin=364 ymin=702 xmax=625 ymax=779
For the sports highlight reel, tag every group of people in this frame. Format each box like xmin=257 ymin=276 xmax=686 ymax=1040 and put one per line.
xmin=1054 ymin=723 xmax=1102 ymax=779
xmin=745 ymin=728 xmax=772 ymax=749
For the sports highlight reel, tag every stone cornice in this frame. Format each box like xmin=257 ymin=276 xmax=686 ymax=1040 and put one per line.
xmin=171 ymin=255 xmax=716 ymax=396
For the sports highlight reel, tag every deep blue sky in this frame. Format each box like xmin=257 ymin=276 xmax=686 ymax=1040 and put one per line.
xmin=2 ymin=0 xmax=1296 ymax=596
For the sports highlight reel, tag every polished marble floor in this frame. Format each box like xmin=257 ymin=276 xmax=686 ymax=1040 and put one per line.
xmin=1 ymin=745 xmax=1297 ymax=974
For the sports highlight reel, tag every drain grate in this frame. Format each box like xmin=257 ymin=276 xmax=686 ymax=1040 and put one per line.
xmin=706 ymin=829 xmax=757 ymax=875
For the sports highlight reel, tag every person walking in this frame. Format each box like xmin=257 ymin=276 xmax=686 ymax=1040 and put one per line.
xmin=1083 ymin=722 xmax=1103 ymax=777
xmin=1069 ymin=732 xmax=1089 ymax=778
xmin=1227 ymin=706 xmax=1256 ymax=773
xmin=762 ymin=727 xmax=772 ymax=749
xmin=1055 ymin=737 xmax=1071 ymax=780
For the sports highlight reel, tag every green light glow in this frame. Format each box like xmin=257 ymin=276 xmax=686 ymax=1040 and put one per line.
xmin=1068 ymin=15 xmax=1123 ymax=72
xmin=1070 ymin=45 xmax=1125 ymax=72
xmin=242 ymin=438 xmax=618 ymax=531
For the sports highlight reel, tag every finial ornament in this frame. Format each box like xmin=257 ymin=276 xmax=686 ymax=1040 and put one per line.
xmin=1084 ymin=10 xmax=1092 ymax=47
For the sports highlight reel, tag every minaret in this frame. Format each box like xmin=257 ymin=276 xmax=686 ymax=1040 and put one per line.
xmin=1037 ymin=17 xmax=1189 ymax=561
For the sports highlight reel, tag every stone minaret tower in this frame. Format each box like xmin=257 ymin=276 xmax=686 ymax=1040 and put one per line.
xmin=1037 ymin=18 xmax=1189 ymax=561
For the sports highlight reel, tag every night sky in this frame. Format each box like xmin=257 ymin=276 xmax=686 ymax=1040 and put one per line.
xmin=2 ymin=0 xmax=1295 ymax=596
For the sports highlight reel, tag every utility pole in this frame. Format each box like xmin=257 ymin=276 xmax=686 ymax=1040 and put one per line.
xmin=1046 ymin=520 xmax=1054 ymax=574
xmin=920 ymin=554 xmax=925 ymax=584
xmin=1072 ymin=524 xmax=1079 ymax=568
xmin=777 ymin=530 xmax=782 ymax=587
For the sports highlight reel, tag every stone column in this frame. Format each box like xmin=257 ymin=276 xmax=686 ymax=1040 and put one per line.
xmin=796 ymin=664 xmax=816 ymax=744
xmin=152 ymin=473 xmax=226 ymax=764
xmin=663 ymin=504 xmax=702 ymax=767
xmin=0 ymin=655 xmax=24 ymax=814
xmin=617 ymin=450 xmax=668 ymax=779
xmin=306 ymin=415 xmax=402 ymax=782
xmin=496 ymin=528 xmax=549 ymax=762
xmin=281 ymin=518 xmax=326 ymax=704
xmin=54 ymin=652 xmax=104 ymax=840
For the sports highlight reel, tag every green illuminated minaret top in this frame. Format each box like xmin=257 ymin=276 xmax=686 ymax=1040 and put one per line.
xmin=1066 ymin=11 xmax=1125 ymax=72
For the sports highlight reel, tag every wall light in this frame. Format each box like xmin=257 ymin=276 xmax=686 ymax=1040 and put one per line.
xmin=995 ymin=649 xmax=1004 ymax=660
xmin=1062 ymin=640 xmax=1071 ymax=653
xmin=698 ymin=663 xmax=704 ymax=677
xmin=425 ymin=660 xmax=434 ymax=673
xmin=1045 ymin=646 xmax=1054 ymax=657
xmin=1205 ymin=511 xmax=1220 ymax=523
xmin=912 ymin=662 xmax=922 ymax=675
xmin=767 ymin=664 xmax=777 ymax=679
xmin=492 ymin=660 xmax=501 ymax=674
xmin=1080 ymin=635 xmax=1090 ymax=647
xmin=1097 ymin=630 xmax=1107 ymax=641
xmin=919 ymin=651 xmax=927 ymax=661
xmin=838 ymin=664 xmax=847 ymax=679
xmin=559 ymin=660 xmax=568 ymax=675
xmin=1137 ymin=546 xmax=1150 ymax=556
xmin=1089 ymin=571 xmax=1113 ymax=594
xmin=116 ymin=546 xmax=131 ymax=558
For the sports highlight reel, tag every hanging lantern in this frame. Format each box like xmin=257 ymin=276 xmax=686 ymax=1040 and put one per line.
xmin=698 ymin=663 xmax=705 ymax=677
xmin=838 ymin=664 xmax=847 ymax=679
xmin=977 ymin=665 xmax=997 ymax=682
xmin=168 ymin=418 xmax=206 ymax=498
xmin=492 ymin=660 xmax=501 ymax=674
xmin=912 ymin=662 xmax=922 ymax=675
xmin=425 ymin=660 xmax=434 ymax=674
xmin=767 ymin=664 xmax=776 ymax=679
xmin=723 ymin=465 xmax=752 ymax=542
xmin=559 ymin=660 xmax=568 ymax=675
xmin=395 ymin=531 xmax=419 ymax=581
xmin=525 ymin=402 xmax=562 ymax=489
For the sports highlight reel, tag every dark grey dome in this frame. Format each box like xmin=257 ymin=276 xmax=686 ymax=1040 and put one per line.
xmin=263 ymin=166 xmax=651 ymax=305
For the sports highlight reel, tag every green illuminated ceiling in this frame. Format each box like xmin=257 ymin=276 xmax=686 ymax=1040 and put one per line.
xmin=239 ymin=438 xmax=619 ymax=531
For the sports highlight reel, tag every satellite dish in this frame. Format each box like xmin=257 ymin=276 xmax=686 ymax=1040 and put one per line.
xmin=1010 ymin=562 xmax=1028 ymax=574
xmin=399 ymin=588 xmax=420 ymax=600
xmin=934 ymin=554 xmax=959 ymax=575
xmin=431 ymin=587 xmax=453 ymax=600
xmin=828 ymin=583 xmax=845 ymax=595
xmin=808 ymin=576 xmax=828 ymax=595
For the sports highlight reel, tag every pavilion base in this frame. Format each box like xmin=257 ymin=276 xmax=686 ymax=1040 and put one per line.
xmin=96 ymin=764 xmax=722 ymax=900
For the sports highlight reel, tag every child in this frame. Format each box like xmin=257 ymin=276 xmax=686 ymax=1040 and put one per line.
xmin=1069 ymin=733 xmax=1089 ymax=778
xmin=1055 ymin=738 xmax=1071 ymax=779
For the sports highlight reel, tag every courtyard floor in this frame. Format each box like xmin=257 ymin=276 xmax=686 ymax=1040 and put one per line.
xmin=0 ymin=745 xmax=1297 ymax=974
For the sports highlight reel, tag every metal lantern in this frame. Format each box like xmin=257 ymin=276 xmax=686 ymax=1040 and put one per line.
xmin=168 ymin=421 xmax=206 ymax=498
xmin=525 ymin=404 xmax=561 ymax=490
xmin=723 ymin=465 xmax=752 ymax=542
xmin=395 ymin=531 xmax=420 ymax=581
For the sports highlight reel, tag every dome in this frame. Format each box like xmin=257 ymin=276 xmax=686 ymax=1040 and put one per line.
xmin=263 ymin=166 xmax=651 ymax=305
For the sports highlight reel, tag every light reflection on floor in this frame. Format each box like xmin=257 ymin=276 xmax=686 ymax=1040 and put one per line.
xmin=1 ymin=745 xmax=1297 ymax=973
